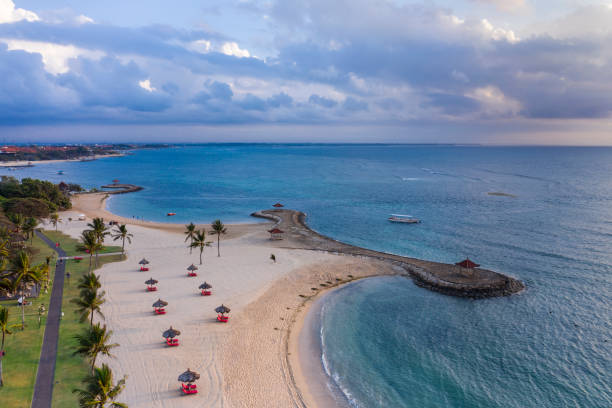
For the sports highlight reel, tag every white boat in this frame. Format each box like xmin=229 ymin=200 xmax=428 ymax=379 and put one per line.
xmin=388 ymin=214 xmax=420 ymax=223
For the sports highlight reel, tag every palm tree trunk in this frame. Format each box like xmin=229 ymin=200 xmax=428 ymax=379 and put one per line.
xmin=91 ymin=354 xmax=96 ymax=373
xmin=89 ymin=254 xmax=93 ymax=272
xmin=121 ymin=237 xmax=125 ymax=253
xmin=199 ymin=248 xmax=203 ymax=265
xmin=189 ymin=237 xmax=193 ymax=254
xmin=217 ymin=235 xmax=220 ymax=257
xmin=1 ymin=332 xmax=5 ymax=386
xmin=90 ymin=308 xmax=94 ymax=326
xmin=21 ymin=302 xmax=25 ymax=330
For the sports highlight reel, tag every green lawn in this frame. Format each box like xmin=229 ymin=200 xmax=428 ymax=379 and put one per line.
xmin=51 ymin=254 xmax=124 ymax=408
xmin=0 ymin=234 xmax=57 ymax=408
xmin=42 ymin=230 xmax=123 ymax=257
xmin=0 ymin=230 xmax=125 ymax=408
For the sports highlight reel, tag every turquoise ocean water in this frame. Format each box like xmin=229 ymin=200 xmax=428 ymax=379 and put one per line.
xmin=4 ymin=145 xmax=611 ymax=407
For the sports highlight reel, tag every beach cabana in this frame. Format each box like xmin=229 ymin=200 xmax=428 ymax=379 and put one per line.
xmin=215 ymin=304 xmax=231 ymax=323
xmin=163 ymin=326 xmax=181 ymax=347
xmin=145 ymin=277 xmax=158 ymax=292
xmin=268 ymin=228 xmax=284 ymax=240
xmin=187 ymin=264 xmax=198 ymax=277
xmin=178 ymin=369 xmax=200 ymax=395
xmin=152 ymin=299 xmax=168 ymax=315
xmin=139 ymin=258 xmax=150 ymax=272
xmin=455 ymin=258 xmax=480 ymax=275
xmin=199 ymin=282 xmax=212 ymax=296
xmin=273 ymin=203 xmax=284 ymax=208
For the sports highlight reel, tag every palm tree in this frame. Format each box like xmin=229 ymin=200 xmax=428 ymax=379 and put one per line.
xmin=73 ymin=363 xmax=127 ymax=408
xmin=8 ymin=213 xmax=24 ymax=233
xmin=74 ymin=323 xmax=118 ymax=372
xmin=72 ymin=288 xmax=106 ymax=326
xmin=87 ymin=218 xmax=109 ymax=267
xmin=190 ymin=230 xmax=211 ymax=265
xmin=111 ymin=225 xmax=132 ymax=254
xmin=22 ymin=217 xmax=37 ymax=244
xmin=0 ymin=239 xmax=9 ymax=270
xmin=209 ymin=220 xmax=227 ymax=257
xmin=50 ymin=213 xmax=59 ymax=231
xmin=81 ymin=230 xmax=102 ymax=272
xmin=10 ymin=251 xmax=43 ymax=330
xmin=0 ymin=227 xmax=11 ymax=241
xmin=184 ymin=222 xmax=196 ymax=254
xmin=78 ymin=273 xmax=102 ymax=293
xmin=0 ymin=306 xmax=12 ymax=387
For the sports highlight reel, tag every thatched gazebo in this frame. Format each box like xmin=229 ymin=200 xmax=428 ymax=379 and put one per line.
xmin=273 ymin=203 xmax=284 ymax=208
xmin=145 ymin=277 xmax=158 ymax=292
xmin=199 ymin=282 xmax=212 ymax=296
xmin=455 ymin=258 xmax=480 ymax=275
xmin=187 ymin=264 xmax=198 ymax=277
xmin=152 ymin=298 xmax=168 ymax=315
xmin=163 ymin=326 xmax=181 ymax=346
xmin=178 ymin=368 xmax=200 ymax=394
xmin=268 ymin=228 xmax=284 ymax=240
xmin=215 ymin=304 xmax=231 ymax=322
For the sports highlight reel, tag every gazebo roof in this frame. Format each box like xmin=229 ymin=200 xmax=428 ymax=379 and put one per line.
xmin=268 ymin=228 xmax=284 ymax=234
xmin=455 ymin=258 xmax=480 ymax=268
xmin=273 ymin=203 xmax=284 ymax=208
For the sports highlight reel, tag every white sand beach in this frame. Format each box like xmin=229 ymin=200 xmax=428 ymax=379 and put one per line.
xmin=56 ymin=200 xmax=396 ymax=407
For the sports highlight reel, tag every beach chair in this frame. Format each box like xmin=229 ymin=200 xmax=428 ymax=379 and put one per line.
xmin=140 ymin=267 xmax=150 ymax=272
xmin=188 ymin=272 xmax=197 ymax=277
xmin=181 ymin=384 xmax=198 ymax=394
xmin=201 ymin=290 xmax=211 ymax=296
xmin=147 ymin=286 xmax=157 ymax=292
xmin=217 ymin=314 xmax=229 ymax=323
xmin=154 ymin=308 xmax=166 ymax=315
xmin=166 ymin=338 xmax=179 ymax=346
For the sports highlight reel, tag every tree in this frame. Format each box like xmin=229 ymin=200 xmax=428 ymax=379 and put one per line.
xmin=9 ymin=251 xmax=43 ymax=330
xmin=209 ymin=219 xmax=227 ymax=257
xmin=73 ymin=363 xmax=127 ymax=408
xmin=111 ymin=225 xmax=132 ymax=254
xmin=72 ymin=288 xmax=106 ymax=326
xmin=0 ymin=239 xmax=9 ymax=270
xmin=23 ymin=217 xmax=37 ymax=244
xmin=184 ymin=222 xmax=196 ymax=254
xmin=74 ymin=323 xmax=118 ymax=372
xmin=0 ymin=306 xmax=12 ymax=387
xmin=8 ymin=213 xmax=24 ymax=233
xmin=80 ymin=230 xmax=102 ymax=272
xmin=50 ymin=213 xmax=59 ymax=231
xmin=190 ymin=230 xmax=211 ymax=265
xmin=78 ymin=273 xmax=102 ymax=293
xmin=87 ymin=218 xmax=109 ymax=267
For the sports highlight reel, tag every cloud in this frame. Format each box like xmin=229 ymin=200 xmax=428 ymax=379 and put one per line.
xmin=309 ymin=94 xmax=337 ymax=108
xmin=221 ymin=41 xmax=250 ymax=58
xmin=470 ymin=0 xmax=527 ymax=13
xmin=0 ymin=0 xmax=39 ymax=24
xmin=139 ymin=79 xmax=156 ymax=92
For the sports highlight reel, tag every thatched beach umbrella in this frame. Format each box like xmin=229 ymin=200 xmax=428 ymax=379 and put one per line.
xmin=187 ymin=264 xmax=198 ymax=271
xmin=162 ymin=326 xmax=181 ymax=339
xmin=273 ymin=203 xmax=284 ymax=208
xmin=139 ymin=258 xmax=150 ymax=265
xmin=178 ymin=369 xmax=200 ymax=383
xmin=199 ymin=282 xmax=212 ymax=290
xmin=152 ymin=299 xmax=168 ymax=308
xmin=455 ymin=258 xmax=480 ymax=275
xmin=215 ymin=304 xmax=231 ymax=315
xmin=145 ymin=278 xmax=158 ymax=286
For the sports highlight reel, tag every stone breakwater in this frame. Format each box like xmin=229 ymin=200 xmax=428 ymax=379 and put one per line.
xmin=252 ymin=209 xmax=524 ymax=299
xmin=100 ymin=183 xmax=143 ymax=194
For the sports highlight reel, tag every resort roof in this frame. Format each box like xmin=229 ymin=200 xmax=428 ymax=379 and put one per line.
xmin=268 ymin=228 xmax=284 ymax=234
xmin=455 ymin=259 xmax=480 ymax=268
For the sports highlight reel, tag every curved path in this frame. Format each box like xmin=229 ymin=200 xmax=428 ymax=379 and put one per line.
xmin=252 ymin=209 xmax=524 ymax=298
xmin=31 ymin=231 xmax=66 ymax=408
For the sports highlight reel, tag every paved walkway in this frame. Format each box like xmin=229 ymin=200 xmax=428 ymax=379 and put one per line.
xmin=31 ymin=231 xmax=67 ymax=408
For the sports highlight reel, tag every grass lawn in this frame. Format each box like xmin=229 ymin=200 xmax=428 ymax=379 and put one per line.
xmin=51 ymin=253 xmax=124 ymax=408
xmin=42 ymin=230 xmax=123 ymax=257
xmin=0 ymin=230 xmax=125 ymax=408
xmin=0 ymin=233 xmax=58 ymax=407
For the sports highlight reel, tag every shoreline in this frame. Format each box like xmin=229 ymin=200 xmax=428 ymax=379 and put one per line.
xmin=63 ymin=186 xmax=525 ymax=408
xmin=0 ymin=153 xmax=125 ymax=167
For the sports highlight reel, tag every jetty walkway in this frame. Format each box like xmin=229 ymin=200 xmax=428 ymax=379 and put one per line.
xmin=253 ymin=209 xmax=524 ymax=298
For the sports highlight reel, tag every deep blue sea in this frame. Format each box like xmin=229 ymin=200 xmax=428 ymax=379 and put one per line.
xmin=4 ymin=145 xmax=611 ymax=407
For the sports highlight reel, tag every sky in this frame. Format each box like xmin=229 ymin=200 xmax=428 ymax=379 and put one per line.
xmin=1 ymin=0 xmax=612 ymax=144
